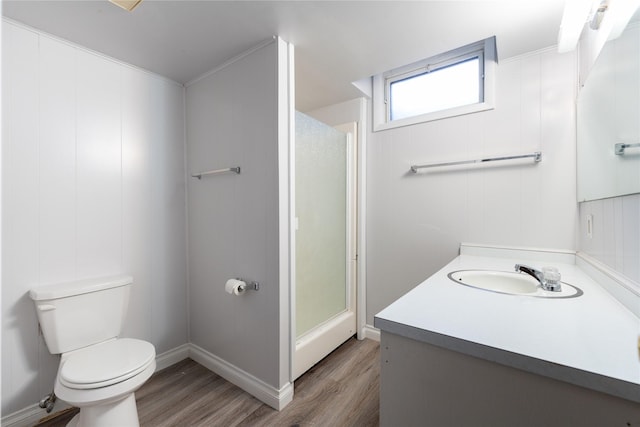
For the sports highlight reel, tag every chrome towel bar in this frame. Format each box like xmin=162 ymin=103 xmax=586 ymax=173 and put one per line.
xmin=191 ymin=167 xmax=241 ymax=179
xmin=615 ymin=143 xmax=640 ymax=155
xmin=410 ymin=152 xmax=542 ymax=173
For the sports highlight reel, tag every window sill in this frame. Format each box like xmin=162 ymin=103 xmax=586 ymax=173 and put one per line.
xmin=372 ymin=101 xmax=494 ymax=132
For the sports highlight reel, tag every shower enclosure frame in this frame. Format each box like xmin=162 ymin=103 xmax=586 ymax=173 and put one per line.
xmin=287 ymin=98 xmax=369 ymax=383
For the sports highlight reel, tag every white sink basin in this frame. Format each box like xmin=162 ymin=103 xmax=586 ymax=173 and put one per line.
xmin=448 ymin=270 xmax=582 ymax=298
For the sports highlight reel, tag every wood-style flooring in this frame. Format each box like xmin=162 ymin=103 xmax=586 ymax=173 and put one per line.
xmin=36 ymin=337 xmax=380 ymax=427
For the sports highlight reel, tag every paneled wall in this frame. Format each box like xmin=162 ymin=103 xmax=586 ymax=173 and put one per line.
xmin=186 ymin=39 xmax=291 ymax=395
xmin=579 ymin=195 xmax=640 ymax=283
xmin=366 ymin=48 xmax=578 ymax=324
xmin=1 ymin=21 xmax=188 ymax=415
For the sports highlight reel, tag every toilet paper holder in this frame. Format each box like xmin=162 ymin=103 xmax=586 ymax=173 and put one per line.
xmin=237 ymin=278 xmax=260 ymax=292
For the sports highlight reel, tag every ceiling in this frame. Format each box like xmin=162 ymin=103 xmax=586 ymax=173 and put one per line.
xmin=2 ymin=1 xmax=566 ymax=112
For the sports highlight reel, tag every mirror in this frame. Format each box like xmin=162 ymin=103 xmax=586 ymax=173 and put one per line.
xmin=577 ymin=21 xmax=640 ymax=202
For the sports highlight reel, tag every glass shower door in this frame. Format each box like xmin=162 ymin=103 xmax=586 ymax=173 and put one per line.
xmin=294 ymin=111 xmax=356 ymax=380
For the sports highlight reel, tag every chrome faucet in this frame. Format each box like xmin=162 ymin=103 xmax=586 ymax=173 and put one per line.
xmin=514 ymin=264 xmax=562 ymax=292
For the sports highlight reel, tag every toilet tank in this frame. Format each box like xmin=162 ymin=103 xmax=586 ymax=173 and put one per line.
xmin=29 ymin=275 xmax=132 ymax=354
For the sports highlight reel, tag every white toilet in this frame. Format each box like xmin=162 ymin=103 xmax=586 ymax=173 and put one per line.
xmin=30 ymin=275 xmax=156 ymax=427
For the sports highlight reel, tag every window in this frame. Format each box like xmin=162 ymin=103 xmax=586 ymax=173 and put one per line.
xmin=388 ymin=55 xmax=481 ymax=121
xmin=373 ymin=37 xmax=496 ymax=131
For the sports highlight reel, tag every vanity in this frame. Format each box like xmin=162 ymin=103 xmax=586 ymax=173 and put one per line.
xmin=375 ymin=244 xmax=640 ymax=426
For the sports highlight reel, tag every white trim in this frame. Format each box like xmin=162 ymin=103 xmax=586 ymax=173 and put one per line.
xmin=356 ymin=97 xmax=368 ymax=341
xmin=335 ymin=120 xmax=359 ymax=339
xmin=501 ymin=45 xmax=560 ymax=64
xmin=362 ymin=325 xmax=381 ymax=342
xmin=373 ymin=100 xmax=494 ymax=132
xmin=372 ymin=37 xmax=496 ymax=132
xmin=182 ymin=82 xmax=192 ymax=345
xmin=286 ymin=41 xmax=297 ymax=387
xmin=0 ymin=11 xmax=2 ymax=423
xmin=189 ymin=343 xmax=294 ymax=411
xmin=2 ymin=345 xmax=189 ymax=427
xmin=0 ymin=341 xmax=294 ymax=426
xmin=576 ymin=252 xmax=640 ymax=318
xmin=341 ymin=123 xmax=357 ymax=323
xmin=186 ymin=36 xmax=276 ymax=87
xmin=459 ymin=242 xmax=576 ymax=264
xmin=302 ymin=98 xmax=368 ymax=342
xmin=293 ymin=311 xmax=357 ymax=380
xmin=277 ymin=37 xmax=295 ymax=393
xmin=155 ymin=343 xmax=190 ymax=371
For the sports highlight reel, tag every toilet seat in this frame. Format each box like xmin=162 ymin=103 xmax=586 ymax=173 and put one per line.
xmin=60 ymin=338 xmax=155 ymax=390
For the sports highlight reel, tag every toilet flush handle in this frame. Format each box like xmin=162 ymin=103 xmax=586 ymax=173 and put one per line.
xmin=37 ymin=304 xmax=56 ymax=312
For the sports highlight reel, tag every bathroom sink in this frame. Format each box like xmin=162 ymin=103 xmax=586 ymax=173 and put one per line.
xmin=447 ymin=270 xmax=582 ymax=298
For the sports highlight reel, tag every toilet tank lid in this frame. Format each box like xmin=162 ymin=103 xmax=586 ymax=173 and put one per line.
xmin=29 ymin=275 xmax=133 ymax=301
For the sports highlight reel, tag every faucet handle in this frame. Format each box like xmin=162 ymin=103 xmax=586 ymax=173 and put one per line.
xmin=542 ymin=266 xmax=562 ymax=291
xmin=542 ymin=266 xmax=560 ymax=280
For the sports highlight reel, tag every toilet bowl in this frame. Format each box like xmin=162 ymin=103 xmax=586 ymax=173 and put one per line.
xmin=56 ymin=338 xmax=156 ymax=427
xmin=30 ymin=275 xmax=155 ymax=427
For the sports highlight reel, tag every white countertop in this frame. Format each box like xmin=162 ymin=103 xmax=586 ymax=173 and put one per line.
xmin=374 ymin=245 xmax=640 ymax=403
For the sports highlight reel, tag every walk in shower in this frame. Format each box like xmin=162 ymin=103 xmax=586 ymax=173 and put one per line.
xmin=293 ymin=111 xmax=356 ymax=379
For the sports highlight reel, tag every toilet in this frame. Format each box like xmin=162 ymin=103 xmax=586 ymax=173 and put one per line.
xmin=30 ymin=275 xmax=156 ymax=427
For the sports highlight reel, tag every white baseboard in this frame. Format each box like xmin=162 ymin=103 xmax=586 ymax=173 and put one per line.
xmin=362 ymin=324 xmax=380 ymax=342
xmin=2 ymin=342 xmax=295 ymax=426
xmin=1 ymin=343 xmax=190 ymax=427
xmin=155 ymin=343 xmax=190 ymax=371
xmin=158 ymin=343 xmax=294 ymax=410
xmin=1 ymin=402 xmax=74 ymax=427
xmin=188 ymin=343 xmax=294 ymax=410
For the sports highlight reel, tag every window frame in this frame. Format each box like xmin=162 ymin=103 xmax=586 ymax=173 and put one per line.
xmin=372 ymin=37 xmax=496 ymax=132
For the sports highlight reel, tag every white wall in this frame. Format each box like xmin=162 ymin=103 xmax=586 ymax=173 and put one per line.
xmin=1 ymin=20 xmax=188 ymax=415
xmin=186 ymin=39 xmax=291 ymax=394
xmin=578 ymin=195 xmax=640 ymax=283
xmin=576 ymin=22 xmax=640 ymax=285
xmin=366 ymin=48 xmax=579 ymax=324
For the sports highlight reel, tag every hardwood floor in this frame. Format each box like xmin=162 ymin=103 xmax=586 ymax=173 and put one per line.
xmin=36 ymin=337 xmax=380 ymax=427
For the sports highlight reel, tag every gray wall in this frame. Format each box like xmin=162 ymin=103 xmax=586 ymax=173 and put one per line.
xmin=186 ymin=39 xmax=290 ymax=390
xmin=365 ymin=48 xmax=579 ymax=325
xmin=1 ymin=20 xmax=188 ymax=415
